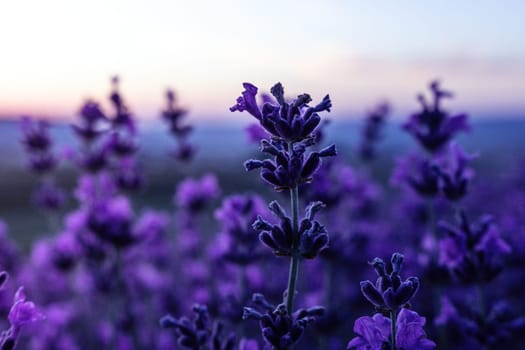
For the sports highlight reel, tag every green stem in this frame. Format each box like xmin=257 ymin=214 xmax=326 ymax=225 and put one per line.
xmin=285 ymin=252 xmax=300 ymax=313
xmin=390 ymin=310 xmax=397 ymax=350
xmin=285 ymin=171 xmax=301 ymax=314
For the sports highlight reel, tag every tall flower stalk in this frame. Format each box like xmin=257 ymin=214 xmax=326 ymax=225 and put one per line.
xmin=231 ymin=82 xmax=335 ymax=349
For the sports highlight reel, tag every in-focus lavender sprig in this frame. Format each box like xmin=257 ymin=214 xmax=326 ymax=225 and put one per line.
xmin=360 ymin=253 xmax=420 ymax=313
xmin=231 ymin=82 xmax=335 ymax=347
xmin=253 ymin=201 xmax=328 ymax=259
xmin=243 ymin=293 xmax=323 ymax=350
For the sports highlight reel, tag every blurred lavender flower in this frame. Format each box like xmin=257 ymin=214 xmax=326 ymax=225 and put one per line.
xmin=73 ymin=173 xmax=117 ymax=204
xmin=113 ymin=158 xmax=145 ymax=192
xmin=106 ymin=132 xmax=138 ymax=158
xmin=347 ymin=308 xmax=435 ymax=350
xmin=109 ymin=76 xmax=135 ymax=133
xmin=435 ymin=143 xmax=477 ymax=202
xmin=20 ymin=117 xmax=52 ymax=152
xmin=175 ymin=174 xmax=220 ymax=212
xmin=86 ymin=196 xmax=136 ymax=248
xmin=162 ymin=88 xmax=196 ymax=161
xmin=161 ymin=304 xmax=236 ymax=350
xmin=436 ymin=297 xmax=525 ymax=349
xmin=32 ymin=182 xmax=66 ymax=211
xmin=404 ymin=80 xmax=469 ymax=153
xmin=50 ymin=231 xmax=82 ymax=272
xmin=391 ymin=154 xmax=440 ymax=198
xmin=20 ymin=116 xmax=66 ymax=212
xmin=439 ymin=211 xmax=511 ymax=284
xmin=73 ymin=100 xmax=108 ymax=142
xmin=214 ymin=194 xmax=269 ymax=265
xmin=359 ymin=102 xmax=390 ymax=162
xmin=0 ymin=286 xmax=45 ymax=350
xmin=245 ymin=123 xmax=268 ymax=145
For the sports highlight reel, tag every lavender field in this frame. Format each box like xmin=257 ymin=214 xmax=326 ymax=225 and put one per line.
xmin=1 ymin=1 xmax=525 ymax=349
xmin=0 ymin=78 xmax=524 ymax=350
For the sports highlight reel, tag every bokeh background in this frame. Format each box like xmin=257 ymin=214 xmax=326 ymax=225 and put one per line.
xmin=1 ymin=0 xmax=523 ymax=249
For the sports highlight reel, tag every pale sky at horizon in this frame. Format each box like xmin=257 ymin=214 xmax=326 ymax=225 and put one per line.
xmin=0 ymin=0 xmax=524 ymax=121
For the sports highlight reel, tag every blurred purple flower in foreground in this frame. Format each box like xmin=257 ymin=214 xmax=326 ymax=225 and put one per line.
xmin=0 ymin=286 xmax=45 ymax=350
xmin=347 ymin=308 xmax=435 ymax=350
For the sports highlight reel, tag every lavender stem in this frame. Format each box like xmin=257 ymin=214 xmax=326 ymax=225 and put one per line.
xmin=285 ymin=171 xmax=300 ymax=314
xmin=390 ymin=309 xmax=397 ymax=350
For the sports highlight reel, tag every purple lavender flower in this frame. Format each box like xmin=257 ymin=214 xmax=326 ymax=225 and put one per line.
xmin=106 ymin=132 xmax=138 ymax=157
xmin=27 ymin=153 xmax=58 ymax=175
xmin=162 ymin=89 xmax=191 ymax=137
xmin=73 ymin=100 xmax=108 ymax=142
xmin=436 ymin=296 xmax=525 ymax=348
xmin=439 ymin=211 xmax=511 ymax=283
xmin=161 ymin=304 xmax=235 ymax=350
xmin=113 ymin=159 xmax=145 ymax=192
xmin=360 ymin=253 xmax=420 ymax=312
xmin=108 ymin=76 xmax=135 ymax=133
xmin=239 ymin=338 xmax=260 ymax=350
xmin=20 ymin=117 xmax=52 ymax=152
xmin=214 ymin=194 xmax=269 ymax=265
xmin=243 ymin=294 xmax=323 ymax=350
xmin=161 ymin=88 xmax=196 ymax=162
xmin=245 ymin=123 xmax=268 ymax=145
xmin=391 ymin=154 xmax=440 ymax=198
xmin=86 ymin=196 xmax=136 ymax=248
xmin=253 ymin=201 xmax=329 ymax=259
xmin=32 ymin=182 xmax=66 ymax=211
xmin=244 ymin=140 xmax=336 ymax=191
xmin=347 ymin=309 xmax=435 ymax=350
xmin=404 ymin=80 xmax=469 ymax=153
xmin=174 ymin=174 xmax=220 ymax=212
xmin=20 ymin=116 xmax=67 ymax=213
xmin=359 ymin=102 xmax=390 ymax=162
xmin=0 ymin=286 xmax=45 ymax=350
xmin=434 ymin=143 xmax=476 ymax=202
xmin=77 ymin=146 xmax=109 ymax=173
xmin=231 ymin=82 xmax=331 ymax=142
xmin=73 ymin=173 xmax=117 ymax=204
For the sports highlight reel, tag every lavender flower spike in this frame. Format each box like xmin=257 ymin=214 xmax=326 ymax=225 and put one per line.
xmin=231 ymin=82 xmax=331 ymax=142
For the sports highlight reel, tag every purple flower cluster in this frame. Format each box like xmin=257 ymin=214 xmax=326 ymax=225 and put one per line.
xmin=161 ymin=89 xmax=196 ymax=161
xmin=4 ymin=77 xmax=525 ymax=350
xmin=20 ymin=117 xmax=66 ymax=212
xmin=348 ymin=308 xmax=435 ymax=350
xmin=0 ymin=273 xmax=45 ymax=350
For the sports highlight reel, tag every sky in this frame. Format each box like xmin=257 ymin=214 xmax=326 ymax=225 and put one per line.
xmin=0 ymin=0 xmax=524 ymax=122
